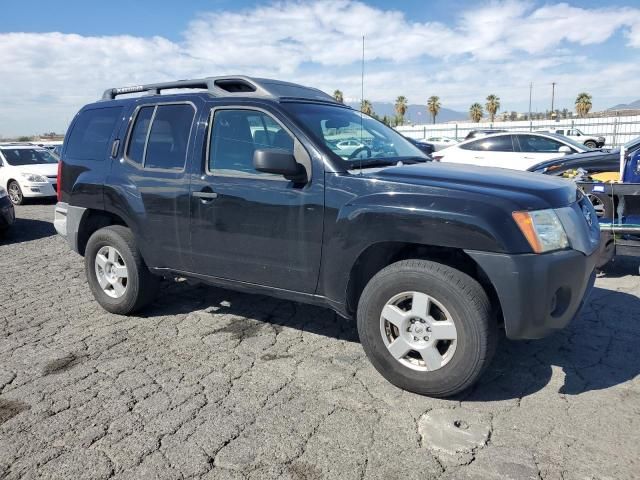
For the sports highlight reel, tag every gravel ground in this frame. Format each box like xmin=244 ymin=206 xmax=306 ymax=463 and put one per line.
xmin=1 ymin=203 xmax=639 ymax=480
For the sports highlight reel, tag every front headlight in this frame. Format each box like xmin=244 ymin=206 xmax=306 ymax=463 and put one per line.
xmin=512 ymin=209 xmax=569 ymax=253
xmin=20 ymin=173 xmax=47 ymax=183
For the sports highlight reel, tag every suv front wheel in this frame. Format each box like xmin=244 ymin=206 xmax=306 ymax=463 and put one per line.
xmin=357 ymin=259 xmax=497 ymax=397
xmin=85 ymin=225 xmax=160 ymax=315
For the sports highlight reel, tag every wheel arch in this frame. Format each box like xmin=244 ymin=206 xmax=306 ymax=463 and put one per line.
xmin=76 ymin=209 xmax=128 ymax=256
xmin=345 ymin=241 xmax=502 ymax=324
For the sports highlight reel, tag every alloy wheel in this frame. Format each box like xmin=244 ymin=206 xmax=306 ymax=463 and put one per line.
xmin=379 ymin=291 xmax=458 ymax=372
xmin=95 ymin=246 xmax=129 ymax=298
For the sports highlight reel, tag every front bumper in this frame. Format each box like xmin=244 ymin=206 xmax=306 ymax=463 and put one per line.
xmin=21 ymin=181 xmax=56 ymax=198
xmin=467 ymin=248 xmax=597 ymax=339
xmin=0 ymin=195 xmax=15 ymax=228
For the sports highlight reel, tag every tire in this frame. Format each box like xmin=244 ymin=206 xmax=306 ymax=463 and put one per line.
xmin=584 ymin=140 xmax=597 ymax=149
xmin=357 ymin=259 xmax=497 ymax=398
xmin=85 ymin=225 xmax=160 ymax=315
xmin=587 ymin=193 xmax=614 ymax=221
xmin=7 ymin=181 xmax=24 ymax=206
xmin=596 ymin=233 xmax=615 ymax=269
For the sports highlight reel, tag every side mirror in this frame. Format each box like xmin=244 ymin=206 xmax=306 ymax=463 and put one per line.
xmin=558 ymin=146 xmax=572 ymax=154
xmin=253 ymin=149 xmax=307 ymax=183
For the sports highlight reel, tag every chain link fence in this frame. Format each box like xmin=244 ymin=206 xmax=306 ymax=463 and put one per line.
xmin=397 ymin=112 xmax=640 ymax=147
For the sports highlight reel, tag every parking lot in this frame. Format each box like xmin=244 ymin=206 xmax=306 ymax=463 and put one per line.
xmin=0 ymin=202 xmax=637 ymax=479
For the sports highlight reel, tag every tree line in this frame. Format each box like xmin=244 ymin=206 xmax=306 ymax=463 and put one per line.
xmin=332 ymin=90 xmax=595 ymax=125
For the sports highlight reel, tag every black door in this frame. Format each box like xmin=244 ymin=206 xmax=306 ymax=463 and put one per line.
xmin=106 ymin=100 xmax=201 ymax=270
xmin=188 ymin=106 xmax=324 ymax=293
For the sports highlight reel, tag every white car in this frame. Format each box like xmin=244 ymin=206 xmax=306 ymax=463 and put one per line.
xmin=335 ymin=139 xmax=366 ymax=156
xmin=540 ymin=128 xmax=605 ymax=149
xmin=433 ymin=132 xmax=589 ymax=170
xmin=0 ymin=144 xmax=59 ymax=205
xmin=424 ymin=136 xmax=458 ymax=151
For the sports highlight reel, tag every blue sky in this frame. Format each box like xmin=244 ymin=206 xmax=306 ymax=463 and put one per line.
xmin=2 ymin=0 xmax=640 ymax=135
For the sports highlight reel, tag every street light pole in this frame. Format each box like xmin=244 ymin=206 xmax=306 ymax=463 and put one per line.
xmin=528 ymin=82 xmax=533 ymax=131
xmin=551 ymin=82 xmax=556 ymax=119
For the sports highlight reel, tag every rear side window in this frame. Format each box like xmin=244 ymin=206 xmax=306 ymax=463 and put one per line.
xmin=66 ymin=107 xmax=122 ymax=161
xmin=125 ymin=103 xmax=195 ymax=170
xmin=459 ymin=136 xmax=514 ymax=152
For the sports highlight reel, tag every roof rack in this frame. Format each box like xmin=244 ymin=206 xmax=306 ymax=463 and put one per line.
xmin=101 ymin=75 xmax=337 ymax=103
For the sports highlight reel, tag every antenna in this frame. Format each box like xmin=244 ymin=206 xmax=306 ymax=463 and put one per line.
xmin=359 ymin=35 xmax=365 ymax=173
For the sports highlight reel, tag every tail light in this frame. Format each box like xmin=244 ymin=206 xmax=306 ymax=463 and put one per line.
xmin=56 ymin=160 xmax=62 ymax=202
xmin=433 ymin=155 xmax=443 ymax=162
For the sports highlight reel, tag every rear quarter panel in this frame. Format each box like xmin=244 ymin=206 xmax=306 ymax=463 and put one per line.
xmin=60 ymin=104 xmax=126 ymax=209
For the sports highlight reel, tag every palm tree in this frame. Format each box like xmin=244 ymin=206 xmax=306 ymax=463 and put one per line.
xmin=469 ymin=103 xmax=483 ymax=123
xmin=575 ymin=92 xmax=593 ymax=117
xmin=333 ymin=90 xmax=344 ymax=104
xmin=485 ymin=94 xmax=500 ymax=122
xmin=427 ymin=96 xmax=441 ymax=124
xmin=360 ymin=99 xmax=373 ymax=116
xmin=395 ymin=96 xmax=408 ymax=126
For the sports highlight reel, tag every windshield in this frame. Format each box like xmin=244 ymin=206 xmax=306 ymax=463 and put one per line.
xmin=282 ymin=103 xmax=427 ymax=166
xmin=623 ymin=136 xmax=640 ymax=151
xmin=1 ymin=148 xmax=59 ymax=166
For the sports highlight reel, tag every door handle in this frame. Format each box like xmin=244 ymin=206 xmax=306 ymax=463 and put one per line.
xmin=192 ymin=190 xmax=218 ymax=202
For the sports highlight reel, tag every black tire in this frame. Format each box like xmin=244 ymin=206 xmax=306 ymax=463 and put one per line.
xmin=85 ymin=225 xmax=160 ymax=315
xmin=587 ymin=193 xmax=614 ymax=221
xmin=357 ymin=259 xmax=497 ymax=398
xmin=7 ymin=181 xmax=24 ymax=206
xmin=584 ymin=140 xmax=597 ymax=149
xmin=596 ymin=232 xmax=615 ymax=269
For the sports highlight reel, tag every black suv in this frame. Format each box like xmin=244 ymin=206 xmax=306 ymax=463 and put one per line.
xmin=55 ymin=76 xmax=600 ymax=397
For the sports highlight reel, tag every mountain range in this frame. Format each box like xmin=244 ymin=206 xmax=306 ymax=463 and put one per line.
xmin=347 ymin=102 xmax=467 ymax=123
xmin=607 ymin=99 xmax=640 ymax=110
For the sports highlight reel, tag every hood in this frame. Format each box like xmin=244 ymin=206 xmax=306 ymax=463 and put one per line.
xmin=370 ymin=162 xmax=577 ymax=209
xmin=527 ymin=149 xmax=619 ymax=173
xmin=10 ymin=163 xmax=58 ymax=177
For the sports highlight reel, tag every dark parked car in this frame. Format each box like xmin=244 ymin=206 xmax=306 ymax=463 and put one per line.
xmin=54 ymin=76 xmax=599 ymax=397
xmin=0 ymin=186 xmax=15 ymax=234
xmin=405 ymin=137 xmax=435 ymax=156
xmin=464 ymin=129 xmax=507 ymax=140
xmin=528 ymin=136 xmax=640 ymax=176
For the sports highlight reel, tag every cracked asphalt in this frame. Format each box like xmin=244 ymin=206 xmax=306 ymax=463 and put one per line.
xmin=1 ymin=203 xmax=639 ymax=480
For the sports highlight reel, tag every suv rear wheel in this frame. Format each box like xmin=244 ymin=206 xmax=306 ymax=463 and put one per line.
xmin=357 ymin=259 xmax=497 ymax=397
xmin=85 ymin=225 xmax=160 ymax=314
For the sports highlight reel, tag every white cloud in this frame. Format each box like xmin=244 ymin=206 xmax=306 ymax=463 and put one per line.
xmin=1 ymin=0 xmax=640 ymax=135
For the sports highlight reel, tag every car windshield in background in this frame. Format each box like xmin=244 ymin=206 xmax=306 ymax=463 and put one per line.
xmin=623 ymin=136 xmax=640 ymax=151
xmin=282 ymin=103 xmax=426 ymax=166
xmin=1 ymin=148 xmax=59 ymax=166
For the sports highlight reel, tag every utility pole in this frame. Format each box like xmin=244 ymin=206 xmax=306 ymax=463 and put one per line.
xmin=551 ymin=82 xmax=556 ymax=119
xmin=528 ymin=82 xmax=532 ymax=119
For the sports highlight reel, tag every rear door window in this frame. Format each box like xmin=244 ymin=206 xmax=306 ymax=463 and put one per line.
xmin=66 ymin=107 xmax=122 ymax=161
xmin=124 ymin=103 xmax=195 ymax=170
xmin=460 ymin=136 xmax=514 ymax=152
xmin=126 ymin=106 xmax=154 ymax=164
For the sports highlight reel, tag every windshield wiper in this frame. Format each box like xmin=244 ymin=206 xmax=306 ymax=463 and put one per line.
xmin=351 ymin=157 xmax=427 ymax=169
